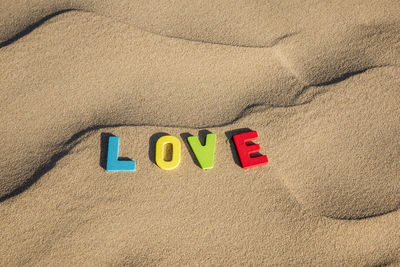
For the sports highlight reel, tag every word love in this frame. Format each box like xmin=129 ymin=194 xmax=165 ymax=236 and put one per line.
xmin=106 ymin=130 xmax=268 ymax=172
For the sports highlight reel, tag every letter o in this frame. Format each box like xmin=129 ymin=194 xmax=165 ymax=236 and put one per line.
xmin=155 ymin=135 xmax=181 ymax=170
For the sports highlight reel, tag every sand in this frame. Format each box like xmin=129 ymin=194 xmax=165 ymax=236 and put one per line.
xmin=0 ymin=0 xmax=399 ymax=265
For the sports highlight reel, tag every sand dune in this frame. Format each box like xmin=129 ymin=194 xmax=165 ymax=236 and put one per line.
xmin=0 ymin=1 xmax=399 ymax=265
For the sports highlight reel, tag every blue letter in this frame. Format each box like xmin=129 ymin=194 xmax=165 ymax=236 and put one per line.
xmin=106 ymin=136 xmax=136 ymax=172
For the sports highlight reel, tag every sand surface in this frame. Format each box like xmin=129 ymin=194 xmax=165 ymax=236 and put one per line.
xmin=1 ymin=1 xmax=399 ymax=265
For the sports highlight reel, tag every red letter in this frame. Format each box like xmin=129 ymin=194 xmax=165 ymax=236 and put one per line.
xmin=232 ymin=131 xmax=268 ymax=169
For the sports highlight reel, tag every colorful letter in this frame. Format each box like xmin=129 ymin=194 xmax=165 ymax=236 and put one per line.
xmin=106 ymin=136 xmax=136 ymax=172
xmin=187 ymin=133 xmax=216 ymax=169
xmin=232 ymin=131 xmax=268 ymax=169
xmin=155 ymin=135 xmax=181 ymax=170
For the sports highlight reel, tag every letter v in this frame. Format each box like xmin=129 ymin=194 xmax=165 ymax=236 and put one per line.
xmin=187 ymin=133 xmax=216 ymax=169
xmin=106 ymin=136 xmax=136 ymax=172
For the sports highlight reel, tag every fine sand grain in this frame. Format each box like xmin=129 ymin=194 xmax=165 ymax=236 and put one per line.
xmin=1 ymin=1 xmax=399 ymax=265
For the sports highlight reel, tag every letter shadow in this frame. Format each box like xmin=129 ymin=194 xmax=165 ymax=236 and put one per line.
xmin=99 ymin=132 xmax=133 ymax=170
xmin=180 ymin=129 xmax=212 ymax=169
xmin=225 ymin=128 xmax=254 ymax=167
xmin=148 ymin=132 xmax=170 ymax=164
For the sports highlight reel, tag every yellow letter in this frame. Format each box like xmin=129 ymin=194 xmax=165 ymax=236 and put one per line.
xmin=155 ymin=135 xmax=181 ymax=170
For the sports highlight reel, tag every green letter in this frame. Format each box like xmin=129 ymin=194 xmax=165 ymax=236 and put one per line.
xmin=187 ymin=133 xmax=216 ymax=169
